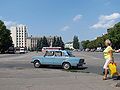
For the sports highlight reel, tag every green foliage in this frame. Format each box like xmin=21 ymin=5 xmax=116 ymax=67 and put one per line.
xmin=108 ymin=22 xmax=120 ymax=49
xmin=73 ymin=35 xmax=80 ymax=49
xmin=52 ymin=36 xmax=64 ymax=49
xmin=81 ymin=40 xmax=90 ymax=49
xmin=81 ymin=22 xmax=120 ymax=50
xmin=0 ymin=20 xmax=13 ymax=53
xmin=42 ymin=36 xmax=49 ymax=47
xmin=37 ymin=37 xmax=49 ymax=51
xmin=37 ymin=36 xmax=64 ymax=51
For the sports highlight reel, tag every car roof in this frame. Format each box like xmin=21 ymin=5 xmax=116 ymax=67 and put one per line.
xmin=46 ymin=50 xmax=66 ymax=52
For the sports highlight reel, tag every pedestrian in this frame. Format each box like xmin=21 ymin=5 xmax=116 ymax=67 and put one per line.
xmin=103 ymin=39 xmax=113 ymax=80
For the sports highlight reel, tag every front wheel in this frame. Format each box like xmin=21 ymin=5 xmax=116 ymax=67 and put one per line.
xmin=34 ymin=61 xmax=41 ymax=68
xmin=62 ymin=63 xmax=71 ymax=70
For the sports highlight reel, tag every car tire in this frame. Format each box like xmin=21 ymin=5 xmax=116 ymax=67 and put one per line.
xmin=34 ymin=61 xmax=41 ymax=68
xmin=62 ymin=63 xmax=71 ymax=70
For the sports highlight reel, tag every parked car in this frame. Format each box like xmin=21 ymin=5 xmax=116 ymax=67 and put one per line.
xmin=115 ymin=49 xmax=120 ymax=53
xmin=6 ymin=46 xmax=15 ymax=54
xmin=31 ymin=50 xmax=85 ymax=70
xmin=20 ymin=48 xmax=25 ymax=54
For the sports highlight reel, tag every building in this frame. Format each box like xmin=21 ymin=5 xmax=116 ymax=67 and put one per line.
xmin=10 ymin=24 xmax=28 ymax=48
xmin=27 ymin=36 xmax=41 ymax=50
xmin=26 ymin=36 xmax=59 ymax=51
xmin=65 ymin=42 xmax=74 ymax=49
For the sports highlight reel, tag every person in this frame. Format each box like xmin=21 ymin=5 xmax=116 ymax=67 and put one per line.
xmin=103 ymin=39 xmax=113 ymax=80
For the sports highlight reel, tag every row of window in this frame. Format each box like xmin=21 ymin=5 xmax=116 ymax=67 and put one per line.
xmin=17 ymin=40 xmax=26 ymax=43
xmin=16 ymin=43 xmax=26 ymax=46
xmin=17 ymin=33 xmax=27 ymax=37
xmin=16 ymin=27 xmax=27 ymax=32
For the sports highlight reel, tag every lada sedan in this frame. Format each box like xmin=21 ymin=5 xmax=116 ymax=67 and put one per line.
xmin=31 ymin=50 xmax=85 ymax=70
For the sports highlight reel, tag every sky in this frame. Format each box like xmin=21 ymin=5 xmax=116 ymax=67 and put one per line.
xmin=0 ymin=0 xmax=120 ymax=42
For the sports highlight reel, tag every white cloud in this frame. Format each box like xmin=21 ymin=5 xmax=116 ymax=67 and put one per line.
xmin=4 ymin=21 xmax=17 ymax=28
xmin=73 ymin=14 xmax=82 ymax=22
xmin=61 ymin=25 xmax=70 ymax=31
xmin=0 ymin=16 xmax=17 ymax=28
xmin=91 ymin=13 xmax=120 ymax=29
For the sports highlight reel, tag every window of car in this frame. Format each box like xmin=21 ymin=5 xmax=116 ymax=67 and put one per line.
xmin=54 ymin=51 xmax=62 ymax=57
xmin=45 ymin=51 xmax=54 ymax=56
xmin=67 ymin=51 xmax=75 ymax=57
xmin=62 ymin=51 xmax=75 ymax=57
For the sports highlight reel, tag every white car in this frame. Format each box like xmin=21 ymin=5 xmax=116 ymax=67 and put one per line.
xmin=20 ymin=48 xmax=25 ymax=54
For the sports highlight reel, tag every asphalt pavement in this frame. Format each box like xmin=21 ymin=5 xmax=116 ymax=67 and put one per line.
xmin=0 ymin=51 xmax=120 ymax=90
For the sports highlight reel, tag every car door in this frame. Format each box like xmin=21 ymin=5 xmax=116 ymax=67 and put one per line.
xmin=53 ymin=51 xmax=66 ymax=65
xmin=42 ymin=51 xmax=55 ymax=65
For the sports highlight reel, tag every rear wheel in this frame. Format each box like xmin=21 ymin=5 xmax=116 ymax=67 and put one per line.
xmin=62 ymin=63 xmax=71 ymax=70
xmin=34 ymin=61 xmax=41 ymax=68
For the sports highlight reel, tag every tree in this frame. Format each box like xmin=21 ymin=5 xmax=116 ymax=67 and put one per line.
xmin=42 ymin=36 xmax=49 ymax=47
xmin=37 ymin=38 xmax=43 ymax=51
xmin=58 ymin=37 xmax=64 ymax=49
xmin=37 ymin=36 xmax=65 ymax=51
xmin=81 ymin=40 xmax=90 ymax=49
xmin=107 ymin=22 xmax=120 ymax=49
xmin=0 ymin=20 xmax=13 ymax=53
xmin=73 ymin=36 xmax=80 ymax=49
xmin=52 ymin=36 xmax=64 ymax=49
xmin=37 ymin=36 xmax=49 ymax=51
xmin=52 ymin=36 xmax=57 ymax=47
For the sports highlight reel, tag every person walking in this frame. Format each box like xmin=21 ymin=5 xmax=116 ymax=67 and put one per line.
xmin=103 ymin=39 xmax=113 ymax=80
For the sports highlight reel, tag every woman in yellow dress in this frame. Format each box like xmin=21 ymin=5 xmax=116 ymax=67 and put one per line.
xmin=103 ymin=39 xmax=113 ymax=80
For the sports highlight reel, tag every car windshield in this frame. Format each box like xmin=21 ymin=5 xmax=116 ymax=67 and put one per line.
xmin=66 ymin=51 xmax=75 ymax=57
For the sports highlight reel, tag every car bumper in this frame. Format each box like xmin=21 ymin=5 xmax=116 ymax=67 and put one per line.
xmin=31 ymin=61 xmax=34 ymax=63
xmin=77 ymin=62 xmax=86 ymax=67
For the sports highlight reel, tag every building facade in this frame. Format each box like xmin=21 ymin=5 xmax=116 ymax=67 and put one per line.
xmin=27 ymin=36 xmax=41 ymax=50
xmin=10 ymin=24 xmax=27 ymax=48
xmin=65 ymin=42 xmax=74 ymax=49
xmin=26 ymin=36 xmax=58 ymax=51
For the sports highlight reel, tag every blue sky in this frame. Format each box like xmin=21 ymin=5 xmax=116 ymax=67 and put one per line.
xmin=0 ymin=0 xmax=120 ymax=42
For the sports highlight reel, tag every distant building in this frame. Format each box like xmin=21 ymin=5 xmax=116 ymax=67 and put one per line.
xmin=65 ymin=42 xmax=83 ymax=50
xmin=26 ymin=36 xmax=41 ymax=50
xmin=26 ymin=36 xmax=55 ymax=50
xmin=65 ymin=42 xmax=74 ymax=49
xmin=10 ymin=24 xmax=28 ymax=48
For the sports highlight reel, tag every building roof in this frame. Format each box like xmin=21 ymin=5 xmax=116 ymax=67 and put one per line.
xmin=65 ymin=42 xmax=73 ymax=44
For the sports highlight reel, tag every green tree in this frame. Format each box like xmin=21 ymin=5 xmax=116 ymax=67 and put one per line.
xmin=87 ymin=40 xmax=96 ymax=49
xmin=54 ymin=37 xmax=60 ymax=47
xmin=73 ymin=36 xmax=80 ymax=49
xmin=37 ymin=36 xmax=49 ymax=51
xmin=37 ymin=38 xmax=43 ymax=51
xmin=52 ymin=36 xmax=57 ymax=47
xmin=81 ymin=40 xmax=90 ymax=49
xmin=42 ymin=36 xmax=49 ymax=47
xmin=0 ymin=20 xmax=13 ymax=53
xmin=107 ymin=22 xmax=120 ymax=49
xmin=52 ymin=36 xmax=64 ymax=49
xmin=58 ymin=37 xmax=64 ymax=49
xmin=81 ymin=22 xmax=120 ymax=50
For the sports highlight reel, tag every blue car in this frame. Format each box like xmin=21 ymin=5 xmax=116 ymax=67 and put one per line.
xmin=31 ymin=50 xmax=85 ymax=70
